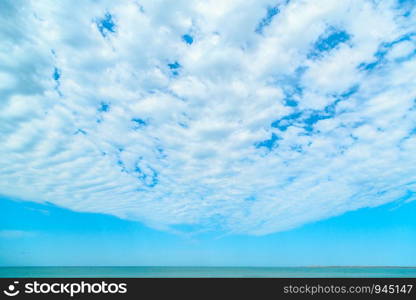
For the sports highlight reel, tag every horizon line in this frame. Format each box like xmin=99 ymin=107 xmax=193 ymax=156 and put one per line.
xmin=2 ymin=266 xmax=416 ymax=269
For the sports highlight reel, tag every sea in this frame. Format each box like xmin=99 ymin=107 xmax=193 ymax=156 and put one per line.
xmin=1 ymin=267 xmax=415 ymax=278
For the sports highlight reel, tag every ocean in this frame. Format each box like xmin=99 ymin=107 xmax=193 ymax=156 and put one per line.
xmin=1 ymin=267 xmax=415 ymax=278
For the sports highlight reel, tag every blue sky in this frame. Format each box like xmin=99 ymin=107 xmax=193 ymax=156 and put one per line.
xmin=1 ymin=195 xmax=416 ymax=266
xmin=1 ymin=0 xmax=416 ymax=266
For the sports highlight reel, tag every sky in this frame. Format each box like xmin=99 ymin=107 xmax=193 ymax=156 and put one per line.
xmin=0 ymin=0 xmax=416 ymax=266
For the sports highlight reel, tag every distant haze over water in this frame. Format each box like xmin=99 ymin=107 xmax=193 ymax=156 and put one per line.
xmin=1 ymin=267 xmax=416 ymax=278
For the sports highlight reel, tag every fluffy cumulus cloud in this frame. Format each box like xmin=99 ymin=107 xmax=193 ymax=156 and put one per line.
xmin=1 ymin=0 xmax=416 ymax=235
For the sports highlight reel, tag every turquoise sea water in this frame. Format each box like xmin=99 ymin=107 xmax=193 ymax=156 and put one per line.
xmin=1 ymin=267 xmax=415 ymax=278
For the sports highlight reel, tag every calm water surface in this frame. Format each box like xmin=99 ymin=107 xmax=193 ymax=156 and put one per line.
xmin=1 ymin=267 xmax=415 ymax=278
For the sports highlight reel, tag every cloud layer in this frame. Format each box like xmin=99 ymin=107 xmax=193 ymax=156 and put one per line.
xmin=1 ymin=0 xmax=416 ymax=235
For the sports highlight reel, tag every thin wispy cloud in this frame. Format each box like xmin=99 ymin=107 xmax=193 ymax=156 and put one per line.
xmin=0 ymin=0 xmax=415 ymax=235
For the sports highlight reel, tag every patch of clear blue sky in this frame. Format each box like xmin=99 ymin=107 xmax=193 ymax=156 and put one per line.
xmin=168 ymin=61 xmax=181 ymax=69
xmin=131 ymin=118 xmax=147 ymax=130
xmin=182 ymin=34 xmax=193 ymax=45
xmin=135 ymin=164 xmax=158 ymax=188
xmin=98 ymin=102 xmax=110 ymax=112
xmin=96 ymin=13 xmax=116 ymax=37
xmin=308 ymin=27 xmax=350 ymax=59
xmin=359 ymin=33 xmax=416 ymax=71
xmin=168 ymin=61 xmax=181 ymax=76
xmin=271 ymin=84 xmax=359 ymax=133
xmin=255 ymin=132 xmax=280 ymax=150
xmin=1 ymin=195 xmax=415 ymax=266
xmin=255 ymin=6 xmax=280 ymax=34
xmin=52 ymin=67 xmax=60 ymax=81
xmin=397 ymin=0 xmax=416 ymax=17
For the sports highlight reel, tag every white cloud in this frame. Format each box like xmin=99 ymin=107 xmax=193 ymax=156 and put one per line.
xmin=0 ymin=0 xmax=415 ymax=235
